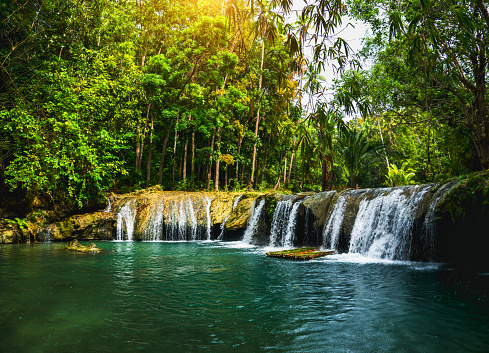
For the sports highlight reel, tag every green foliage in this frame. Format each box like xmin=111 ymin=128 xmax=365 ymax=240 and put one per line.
xmin=385 ymin=163 xmax=416 ymax=187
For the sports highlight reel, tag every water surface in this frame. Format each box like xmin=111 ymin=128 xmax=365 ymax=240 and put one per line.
xmin=1 ymin=242 xmax=488 ymax=352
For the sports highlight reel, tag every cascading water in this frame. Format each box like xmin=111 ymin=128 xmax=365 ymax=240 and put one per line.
xmin=167 ymin=198 xmax=199 ymax=241
xmin=217 ymin=195 xmax=243 ymax=240
xmin=421 ymin=181 xmax=457 ymax=261
xmin=268 ymin=196 xmax=296 ymax=247
xmin=322 ymin=194 xmax=348 ymax=250
xmin=242 ymin=199 xmax=265 ymax=244
xmin=282 ymin=198 xmax=306 ymax=248
xmin=268 ymin=196 xmax=306 ymax=248
xmin=205 ymin=196 xmax=213 ymax=240
xmin=338 ymin=185 xmax=433 ymax=260
xmin=142 ymin=193 xmax=210 ymax=241
xmin=116 ymin=199 xmax=137 ymax=241
xmin=104 ymin=197 xmax=111 ymax=213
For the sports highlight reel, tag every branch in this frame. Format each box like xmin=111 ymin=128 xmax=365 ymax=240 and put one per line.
xmin=477 ymin=0 xmax=489 ymax=29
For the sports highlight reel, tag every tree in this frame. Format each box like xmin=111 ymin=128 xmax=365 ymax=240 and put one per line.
xmin=345 ymin=0 xmax=489 ymax=169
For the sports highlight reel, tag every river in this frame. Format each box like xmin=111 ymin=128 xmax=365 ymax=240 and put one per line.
xmin=1 ymin=241 xmax=488 ymax=352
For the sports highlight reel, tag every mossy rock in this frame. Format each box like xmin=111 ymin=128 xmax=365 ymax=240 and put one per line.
xmin=210 ymin=194 xmax=236 ymax=225
xmin=65 ymin=239 xmax=101 ymax=253
xmin=434 ymin=172 xmax=489 ymax=268
xmin=266 ymin=247 xmax=336 ymax=260
xmin=301 ymin=191 xmax=338 ymax=229
xmin=225 ymin=196 xmax=256 ymax=230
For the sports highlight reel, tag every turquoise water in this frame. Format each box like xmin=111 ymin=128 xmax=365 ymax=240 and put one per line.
xmin=1 ymin=241 xmax=489 ymax=352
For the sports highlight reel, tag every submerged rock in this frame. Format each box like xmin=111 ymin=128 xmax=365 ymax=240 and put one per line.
xmin=65 ymin=239 xmax=101 ymax=253
xmin=266 ymin=247 xmax=336 ymax=260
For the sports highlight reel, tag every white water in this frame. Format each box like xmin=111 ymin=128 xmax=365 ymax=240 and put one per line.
xmin=282 ymin=199 xmax=303 ymax=248
xmin=218 ymin=195 xmax=243 ymax=240
xmin=166 ymin=198 xmax=199 ymax=241
xmin=347 ymin=185 xmax=432 ymax=260
xmin=268 ymin=197 xmax=295 ymax=247
xmin=422 ymin=182 xmax=455 ymax=261
xmin=242 ymin=199 xmax=265 ymax=244
xmin=205 ymin=196 xmax=213 ymax=240
xmin=104 ymin=197 xmax=111 ymax=213
xmin=116 ymin=199 xmax=137 ymax=241
xmin=322 ymin=194 xmax=348 ymax=250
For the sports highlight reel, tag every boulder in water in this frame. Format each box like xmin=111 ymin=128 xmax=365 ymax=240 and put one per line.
xmin=65 ymin=239 xmax=101 ymax=253
xmin=266 ymin=247 xmax=336 ymax=260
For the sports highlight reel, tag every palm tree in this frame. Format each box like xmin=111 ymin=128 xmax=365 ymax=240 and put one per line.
xmin=338 ymin=126 xmax=385 ymax=188
xmin=298 ymin=103 xmax=346 ymax=191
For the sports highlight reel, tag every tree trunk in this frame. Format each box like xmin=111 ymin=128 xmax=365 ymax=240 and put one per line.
xmin=158 ymin=116 xmax=175 ymax=185
xmin=274 ymin=154 xmax=283 ymax=190
xmin=191 ymin=132 xmax=195 ymax=182
xmin=182 ymin=134 xmax=188 ymax=185
xmin=171 ymin=116 xmax=179 ymax=190
xmin=321 ymin=160 xmax=328 ymax=192
xmin=283 ymin=156 xmax=287 ymax=185
xmin=225 ymin=161 xmax=228 ymax=191
xmin=260 ymin=149 xmax=268 ymax=185
xmin=206 ymin=128 xmax=216 ymax=190
xmin=136 ymin=104 xmax=151 ymax=172
xmin=286 ymin=136 xmax=297 ymax=187
xmin=146 ymin=107 xmax=154 ymax=187
xmin=214 ymin=127 xmax=222 ymax=191
xmin=235 ymin=134 xmax=243 ymax=187
xmin=249 ymin=40 xmax=265 ymax=190
xmin=182 ymin=114 xmax=192 ymax=185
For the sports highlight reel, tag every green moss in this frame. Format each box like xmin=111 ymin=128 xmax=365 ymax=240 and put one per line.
xmin=58 ymin=218 xmax=76 ymax=239
xmin=266 ymin=248 xmax=336 ymax=260
xmin=436 ymin=171 xmax=489 ymax=223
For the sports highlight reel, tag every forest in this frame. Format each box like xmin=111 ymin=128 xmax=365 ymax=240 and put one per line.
xmin=1 ymin=0 xmax=488 ymax=215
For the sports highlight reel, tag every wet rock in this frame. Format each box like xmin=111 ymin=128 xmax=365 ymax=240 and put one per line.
xmin=224 ymin=196 xmax=257 ymax=240
xmin=37 ymin=212 xmax=115 ymax=242
xmin=434 ymin=172 xmax=489 ymax=268
xmin=65 ymin=239 xmax=101 ymax=253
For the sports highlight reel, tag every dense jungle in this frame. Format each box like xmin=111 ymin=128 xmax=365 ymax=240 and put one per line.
xmin=1 ymin=0 xmax=488 ymax=219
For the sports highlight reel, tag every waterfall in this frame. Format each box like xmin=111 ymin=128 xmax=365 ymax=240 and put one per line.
xmin=142 ymin=193 xmax=210 ymax=241
xmin=282 ymin=198 xmax=305 ymax=248
xmin=166 ymin=198 xmax=199 ymax=241
xmin=268 ymin=196 xmax=306 ymax=248
xmin=104 ymin=197 xmax=111 ymax=213
xmin=268 ymin=196 xmax=295 ymax=247
xmin=38 ymin=225 xmax=55 ymax=242
xmin=346 ymin=185 xmax=433 ymax=260
xmin=144 ymin=196 xmax=167 ymax=241
xmin=421 ymin=182 xmax=457 ymax=261
xmin=322 ymin=194 xmax=348 ymax=250
xmin=116 ymin=199 xmax=137 ymax=241
xmin=242 ymin=199 xmax=265 ymax=244
xmin=205 ymin=196 xmax=213 ymax=240
xmin=218 ymin=195 xmax=243 ymax=240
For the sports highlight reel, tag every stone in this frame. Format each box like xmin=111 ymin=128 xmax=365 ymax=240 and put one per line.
xmin=65 ymin=239 xmax=101 ymax=252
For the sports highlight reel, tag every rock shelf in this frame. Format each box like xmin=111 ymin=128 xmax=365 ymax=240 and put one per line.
xmin=266 ymin=247 xmax=336 ymax=260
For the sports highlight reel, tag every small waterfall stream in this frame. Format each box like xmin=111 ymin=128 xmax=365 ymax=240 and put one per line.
xmin=242 ymin=199 xmax=265 ymax=244
xmin=282 ymin=199 xmax=303 ymax=248
xmin=269 ymin=196 xmax=296 ymax=247
xmin=218 ymin=195 xmax=243 ymax=240
xmin=116 ymin=199 xmax=137 ymax=241
xmin=421 ymin=182 xmax=457 ymax=261
xmin=142 ymin=193 xmax=210 ymax=241
xmin=268 ymin=196 xmax=306 ymax=248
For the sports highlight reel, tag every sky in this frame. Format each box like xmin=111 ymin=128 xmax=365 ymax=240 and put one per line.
xmin=285 ymin=1 xmax=370 ymax=112
xmin=288 ymin=0 xmax=370 ymax=87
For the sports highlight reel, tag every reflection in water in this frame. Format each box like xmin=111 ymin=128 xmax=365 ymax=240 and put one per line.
xmin=0 ymin=242 xmax=488 ymax=352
